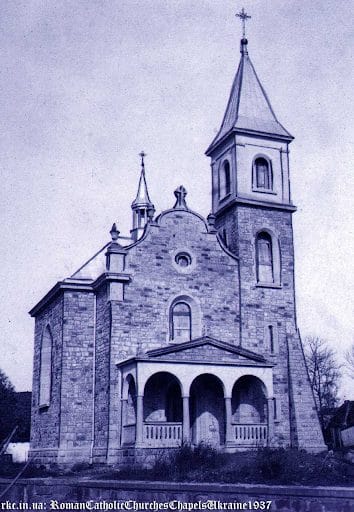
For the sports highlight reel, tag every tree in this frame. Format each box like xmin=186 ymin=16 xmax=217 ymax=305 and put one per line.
xmin=303 ymin=336 xmax=341 ymax=428
xmin=0 ymin=368 xmax=16 ymax=442
xmin=344 ymin=343 xmax=354 ymax=380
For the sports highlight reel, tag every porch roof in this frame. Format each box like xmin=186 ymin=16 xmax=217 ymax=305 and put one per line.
xmin=116 ymin=336 xmax=272 ymax=368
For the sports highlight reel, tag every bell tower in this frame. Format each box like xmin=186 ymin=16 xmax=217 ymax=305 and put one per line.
xmin=206 ymin=10 xmax=326 ymax=451
xmin=206 ymin=9 xmax=295 ymax=255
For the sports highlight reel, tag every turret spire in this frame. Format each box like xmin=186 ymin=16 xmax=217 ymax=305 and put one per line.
xmin=132 ymin=151 xmax=153 ymax=207
xmin=131 ymin=151 xmax=155 ymax=241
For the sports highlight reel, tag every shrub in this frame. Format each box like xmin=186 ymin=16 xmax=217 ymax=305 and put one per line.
xmin=151 ymin=443 xmax=222 ymax=481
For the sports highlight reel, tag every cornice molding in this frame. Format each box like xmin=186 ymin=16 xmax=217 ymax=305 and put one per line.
xmin=215 ymin=196 xmax=297 ymax=217
xmin=29 ymin=272 xmax=132 ymax=317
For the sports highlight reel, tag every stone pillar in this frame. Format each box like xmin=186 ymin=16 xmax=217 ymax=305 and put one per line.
xmin=182 ymin=396 xmax=190 ymax=443
xmin=120 ymin=399 xmax=128 ymax=446
xmin=225 ymin=397 xmax=233 ymax=446
xmin=136 ymin=395 xmax=144 ymax=446
xmin=267 ymin=398 xmax=275 ymax=446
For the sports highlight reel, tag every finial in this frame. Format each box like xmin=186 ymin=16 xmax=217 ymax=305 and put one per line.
xmin=110 ymin=223 xmax=120 ymax=242
xmin=173 ymin=186 xmax=188 ymax=209
xmin=139 ymin=151 xmax=146 ymax=171
xmin=235 ymin=7 xmax=251 ymax=39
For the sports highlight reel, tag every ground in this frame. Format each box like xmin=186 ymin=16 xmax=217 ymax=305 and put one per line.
xmin=1 ymin=447 xmax=353 ymax=487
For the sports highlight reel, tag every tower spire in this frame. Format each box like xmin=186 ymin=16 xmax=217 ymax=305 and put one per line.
xmin=131 ymin=151 xmax=155 ymax=241
xmin=206 ymin=10 xmax=292 ymax=156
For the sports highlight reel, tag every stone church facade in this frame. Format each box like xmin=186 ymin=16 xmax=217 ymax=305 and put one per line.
xmin=29 ymin=34 xmax=326 ymax=466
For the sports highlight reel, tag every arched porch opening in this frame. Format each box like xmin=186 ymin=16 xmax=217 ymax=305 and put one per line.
xmin=143 ymin=372 xmax=182 ymax=447
xmin=190 ymin=373 xmax=225 ymax=447
xmin=121 ymin=375 xmax=137 ymax=446
xmin=231 ymin=375 xmax=268 ymax=446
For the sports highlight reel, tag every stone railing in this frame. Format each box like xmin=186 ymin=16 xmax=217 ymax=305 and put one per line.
xmin=122 ymin=424 xmax=136 ymax=445
xmin=143 ymin=422 xmax=182 ymax=447
xmin=233 ymin=423 xmax=268 ymax=445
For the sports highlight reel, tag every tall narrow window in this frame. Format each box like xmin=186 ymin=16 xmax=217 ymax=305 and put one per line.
xmin=39 ymin=326 xmax=53 ymax=407
xmin=268 ymin=325 xmax=274 ymax=353
xmin=256 ymin=232 xmax=274 ymax=283
xmin=171 ymin=302 xmax=191 ymax=342
xmin=254 ymin=157 xmax=272 ymax=190
xmin=219 ymin=160 xmax=231 ymax=199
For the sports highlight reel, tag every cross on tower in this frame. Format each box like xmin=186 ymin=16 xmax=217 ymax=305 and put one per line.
xmin=235 ymin=7 xmax=251 ymax=38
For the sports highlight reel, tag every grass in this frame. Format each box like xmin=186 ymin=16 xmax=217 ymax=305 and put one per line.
xmin=1 ymin=445 xmax=353 ymax=486
xmin=113 ymin=445 xmax=354 ymax=486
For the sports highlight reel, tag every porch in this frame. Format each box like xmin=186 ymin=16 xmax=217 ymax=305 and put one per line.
xmin=119 ymin=338 xmax=275 ymax=450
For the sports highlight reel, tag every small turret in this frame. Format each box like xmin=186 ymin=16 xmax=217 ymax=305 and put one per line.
xmin=131 ymin=151 xmax=155 ymax=242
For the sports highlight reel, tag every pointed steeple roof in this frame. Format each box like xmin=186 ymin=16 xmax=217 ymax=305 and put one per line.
xmin=206 ymin=38 xmax=293 ymax=154
xmin=132 ymin=151 xmax=153 ymax=208
xmin=131 ymin=151 xmax=155 ymax=242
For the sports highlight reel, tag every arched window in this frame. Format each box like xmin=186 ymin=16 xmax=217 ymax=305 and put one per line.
xmin=39 ymin=326 xmax=53 ymax=407
xmin=254 ymin=157 xmax=272 ymax=190
xmin=219 ymin=160 xmax=231 ymax=199
xmin=256 ymin=232 xmax=274 ymax=283
xmin=265 ymin=324 xmax=278 ymax=353
xmin=171 ymin=302 xmax=191 ymax=342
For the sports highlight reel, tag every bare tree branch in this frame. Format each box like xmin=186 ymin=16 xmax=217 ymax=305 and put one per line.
xmin=303 ymin=336 xmax=341 ymax=429
xmin=344 ymin=343 xmax=354 ymax=380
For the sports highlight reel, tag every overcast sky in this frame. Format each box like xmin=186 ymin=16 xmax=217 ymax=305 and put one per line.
xmin=1 ymin=1 xmax=353 ymax=398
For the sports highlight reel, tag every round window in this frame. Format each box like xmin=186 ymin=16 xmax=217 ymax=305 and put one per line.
xmin=175 ymin=252 xmax=192 ymax=268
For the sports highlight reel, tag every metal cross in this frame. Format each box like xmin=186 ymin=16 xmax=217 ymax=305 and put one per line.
xmin=139 ymin=151 xmax=146 ymax=169
xmin=235 ymin=7 xmax=251 ymax=38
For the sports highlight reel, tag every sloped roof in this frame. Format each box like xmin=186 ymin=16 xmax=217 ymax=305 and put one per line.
xmin=146 ymin=336 xmax=266 ymax=363
xmin=132 ymin=166 xmax=153 ymax=207
xmin=207 ymin=39 xmax=293 ymax=154
xmin=117 ymin=336 xmax=272 ymax=367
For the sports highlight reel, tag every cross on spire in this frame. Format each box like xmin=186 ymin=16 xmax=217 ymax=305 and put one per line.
xmin=235 ymin=7 xmax=251 ymax=38
xmin=139 ymin=150 xmax=146 ymax=170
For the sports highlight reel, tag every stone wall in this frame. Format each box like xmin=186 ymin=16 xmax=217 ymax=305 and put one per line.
xmin=30 ymin=290 xmax=96 ymax=465
xmin=216 ymin=203 xmax=325 ymax=451
xmin=287 ymin=330 xmax=326 ymax=451
xmin=58 ymin=290 xmax=95 ymax=463
xmin=106 ymin=209 xmax=241 ymax=461
xmin=30 ymin=294 xmax=64 ymax=460
xmin=120 ymin=210 xmax=240 ymax=355
xmin=93 ymin=284 xmax=111 ymax=463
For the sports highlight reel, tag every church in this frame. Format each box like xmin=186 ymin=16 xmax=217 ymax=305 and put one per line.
xmin=29 ymin=16 xmax=326 ymax=465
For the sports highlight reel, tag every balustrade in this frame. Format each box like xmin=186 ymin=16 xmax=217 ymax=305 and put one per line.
xmin=234 ymin=424 xmax=267 ymax=445
xmin=143 ymin=422 xmax=182 ymax=447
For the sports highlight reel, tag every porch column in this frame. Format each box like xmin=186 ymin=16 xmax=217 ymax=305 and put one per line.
xmin=224 ymin=396 xmax=233 ymax=445
xmin=182 ymin=396 xmax=190 ymax=443
xmin=267 ymin=397 xmax=275 ymax=445
xmin=136 ymin=394 xmax=144 ymax=446
xmin=120 ymin=399 xmax=128 ymax=446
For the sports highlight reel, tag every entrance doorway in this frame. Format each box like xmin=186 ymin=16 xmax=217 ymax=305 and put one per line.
xmin=190 ymin=374 xmax=225 ymax=447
